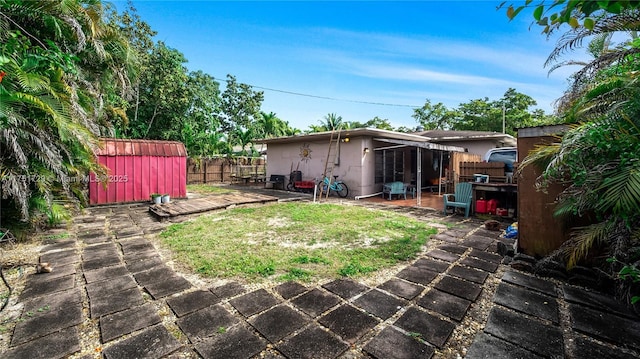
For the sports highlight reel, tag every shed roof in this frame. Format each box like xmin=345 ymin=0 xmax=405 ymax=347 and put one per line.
xmin=96 ymin=138 xmax=187 ymax=157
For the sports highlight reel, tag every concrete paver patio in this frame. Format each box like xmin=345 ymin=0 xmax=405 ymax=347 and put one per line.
xmin=1 ymin=188 xmax=639 ymax=358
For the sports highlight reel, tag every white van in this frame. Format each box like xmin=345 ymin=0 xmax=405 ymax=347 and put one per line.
xmin=484 ymin=147 xmax=517 ymax=176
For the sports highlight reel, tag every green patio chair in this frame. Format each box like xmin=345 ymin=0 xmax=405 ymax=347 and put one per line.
xmin=443 ymin=182 xmax=472 ymax=218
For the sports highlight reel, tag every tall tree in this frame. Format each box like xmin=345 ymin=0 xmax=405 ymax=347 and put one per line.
xmin=125 ymin=42 xmax=190 ymax=139
xmin=412 ymin=100 xmax=455 ymax=130
xmin=218 ymin=74 xmax=264 ymax=146
xmin=0 ymin=0 xmax=133 ymax=225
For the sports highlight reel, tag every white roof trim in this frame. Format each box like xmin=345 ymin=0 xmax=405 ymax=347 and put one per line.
xmin=373 ymin=138 xmax=465 ymax=152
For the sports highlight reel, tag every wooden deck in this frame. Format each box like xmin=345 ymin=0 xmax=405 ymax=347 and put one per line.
xmin=149 ymin=192 xmax=278 ymax=220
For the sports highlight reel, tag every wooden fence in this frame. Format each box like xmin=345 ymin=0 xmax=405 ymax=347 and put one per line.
xmin=458 ymin=162 xmax=516 ymax=184
xmin=186 ymin=157 xmax=265 ymax=184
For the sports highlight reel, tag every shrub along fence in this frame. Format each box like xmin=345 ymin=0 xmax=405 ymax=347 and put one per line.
xmin=186 ymin=157 xmax=266 ymax=184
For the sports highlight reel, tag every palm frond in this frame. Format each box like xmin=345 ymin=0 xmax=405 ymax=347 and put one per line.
xmin=564 ymin=219 xmax=617 ymax=268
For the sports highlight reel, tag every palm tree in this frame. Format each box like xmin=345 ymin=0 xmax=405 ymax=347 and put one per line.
xmin=0 ymin=0 xmax=133 ymax=226
xmin=256 ymin=111 xmax=288 ymax=138
xmin=518 ymin=8 xmax=640 ymax=303
xmin=320 ymin=113 xmax=343 ymax=131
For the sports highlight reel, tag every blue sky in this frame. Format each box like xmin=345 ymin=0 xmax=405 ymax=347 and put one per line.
xmin=119 ymin=1 xmax=578 ymax=130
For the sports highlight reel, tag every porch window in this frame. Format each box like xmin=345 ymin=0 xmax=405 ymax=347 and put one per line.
xmin=375 ymin=149 xmax=405 ymax=183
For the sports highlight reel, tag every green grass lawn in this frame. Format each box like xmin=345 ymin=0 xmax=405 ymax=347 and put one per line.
xmin=160 ymin=202 xmax=436 ymax=282
xmin=186 ymin=184 xmax=237 ymax=195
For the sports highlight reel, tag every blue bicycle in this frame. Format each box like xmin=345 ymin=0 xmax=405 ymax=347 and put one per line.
xmin=317 ymin=175 xmax=349 ymax=198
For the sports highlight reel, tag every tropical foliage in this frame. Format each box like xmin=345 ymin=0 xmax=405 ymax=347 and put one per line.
xmin=412 ymin=88 xmax=559 ymax=135
xmin=0 ymin=0 xmax=133 ymax=226
xmin=506 ymin=1 xmax=640 ymax=306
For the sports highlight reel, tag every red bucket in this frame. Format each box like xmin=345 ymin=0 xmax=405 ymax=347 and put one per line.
xmin=476 ymin=199 xmax=487 ymax=214
xmin=487 ymin=199 xmax=499 ymax=215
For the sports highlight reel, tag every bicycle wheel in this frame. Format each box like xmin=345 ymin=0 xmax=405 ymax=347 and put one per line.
xmin=335 ymin=182 xmax=349 ymax=198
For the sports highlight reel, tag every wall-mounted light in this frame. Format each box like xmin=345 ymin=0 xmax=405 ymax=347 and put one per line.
xmin=341 ymin=137 xmax=350 ymax=143
xmin=364 ymin=147 xmax=370 ymax=154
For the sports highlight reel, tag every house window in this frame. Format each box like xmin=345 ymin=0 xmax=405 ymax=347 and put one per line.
xmin=375 ymin=149 xmax=405 ymax=183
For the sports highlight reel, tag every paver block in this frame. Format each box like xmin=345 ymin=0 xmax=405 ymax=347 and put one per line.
xmin=426 ymin=249 xmax=460 ymax=263
xmin=437 ymin=244 xmax=468 ymax=254
xmin=448 ymin=265 xmax=488 ymax=284
xmin=319 ymin=304 xmax=379 ymax=343
xmin=494 ymin=282 xmax=559 ymax=323
xmin=100 ymin=303 xmax=162 ymax=343
xmin=248 ymin=305 xmax=309 ymax=342
xmin=82 ymin=243 xmax=119 ymax=261
xmin=4 ymin=326 xmax=80 ymax=359
xmin=19 ymin=274 xmax=75 ymax=301
xmin=26 ymin=263 xmax=76 ymax=284
xmin=195 ymin=325 xmax=266 ymax=359
xmin=485 ymin=306 xmax=563 ymax=358
xmin=144 ymin=274 xmax=192 ymax=299
xmin=41 ymin=240 xmax=76 ymax=253
xmin=414 ymin=257 xmax=450 ymax=272
xmin=84 ymin=264 xmax=129 ymax=283
xmin=459 ymin=256 xmax=499 ymax=273
xmin=119 ymin=237 xmax=154 ymax=252
xmin=167 ymin=289 xmax=220 ymax=317
xmin=502 ymin=271 xmax=556 ymax=296
xmin=442 ymin=229 xmax=468 ymax=238
xmin=274 ymin=281 xmax=307 ymax=299
xmin=466 ymin=332 xmax=543 ymax=359
xmin=82 ymin=256 xmax=121 ymax=271
xmin=353 ymin=289 xmax=405 ymax=320
xmin=433 ymin=233 xmax=459 ymax=243
xmin=22 ymin=287 xmax=82 ymax=315
xmin=434 ymin=275 xmax=482 ymax=301
xmin=417 ymin=289 xmax=471 ymax=321
xmin=568 ymin=303 xmax=640 ymax=349
xmin=132 ymin=265 xmax=175 ymax=286
xmin=396 ymin=266 xmax=439 ymax=286
xmin=12 ymin=305 xmax=82 ymax=346
xmin=363 ymin=326 xmax=434 ymax=359
xmin=86 ymin=274 xmax=137 ymax=300
xmin=125 ymin=256 xmax=163 ymax=274
xmin=394 ymin=307 xmax=455 ymax=348
xmin=102 ymin=324 xmax=181 ymax=359
xmin=572 ymin=335 xmax=639 ymax=359
xmin=469 ymin=249 xmax=502 ymax=263
xmin=77 ymin=230 xmax=106 ymax=240
xmin=90 ymin=287 xmax=144 ymax=318
xmin=123 ymin=248 xmax=156 ymax=261
xmin=277 ymin=325 xmax=348 ymax=359
xmin=291 ymin=288 xmax=341 ymax=318
xmin=563 ymin=285 xmax=637 ymax=319
xmin=176 ymin=304 xmax=238 ymax=341
xmin=229 ymin=288 xmax=280 ymax=317
xmin=83 ymin=235 xmax=111 ymax=244
xmin=378 ymin=278 xmax=424 ymax=300
xmin=322 ymin=278 xmax=368 ymax=299
xmin=210 ymin=281 xmax=245 ymax=299
xmin=463 ymin=235 xmax=493 ymax=250
xmin=39 ymin=249 xmax=79 ymax=266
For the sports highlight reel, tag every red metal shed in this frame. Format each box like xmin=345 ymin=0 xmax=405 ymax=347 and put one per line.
xmin=89 ymin=138 xmax=188 ymax=205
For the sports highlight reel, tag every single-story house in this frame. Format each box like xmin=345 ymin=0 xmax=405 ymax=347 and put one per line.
xmin=255 ymin=128 xmax=470 ymax=200
xmin=416 ymin=130 xmax=517 ymax=157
